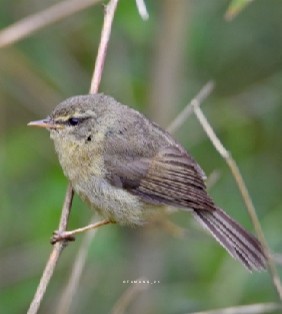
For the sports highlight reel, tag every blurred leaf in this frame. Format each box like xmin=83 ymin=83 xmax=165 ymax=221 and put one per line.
xmin=225 ymin=0 xmax=255 ymax=21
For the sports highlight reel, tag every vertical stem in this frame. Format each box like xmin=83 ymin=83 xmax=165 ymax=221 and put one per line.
xmin=90 ymin=0 xmax=119 ymax=94
xmin=27 ymin=186 xmax=74 ymax=314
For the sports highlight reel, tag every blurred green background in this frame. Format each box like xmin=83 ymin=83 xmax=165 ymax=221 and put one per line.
xmin=1 ymin=0 xmax=282 ymax=313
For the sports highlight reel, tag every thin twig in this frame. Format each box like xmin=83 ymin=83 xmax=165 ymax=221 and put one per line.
xmin=53 ymin=219 xmax=111 ymax=242
xmin=27 ymin=185 xmax=74 ymax=314
xmin=135 ymin=0 xmax=149 ymax=20
xmin=188 ymin=302 xmax=282 ymax=314
xmin=55 ymin=0 xmax=120 ymax=312
xmin=166 ymin=81 xmax=214 ymax=134
xmin=192 ymin=101 xmax=282 ymax=300
xmin=90 ymin=0 xmax=120 ymax=94
xmin=0 ymin=0 xmax=101 ymax=48
xmin=112 ymin=277 xmax=150 ymax=314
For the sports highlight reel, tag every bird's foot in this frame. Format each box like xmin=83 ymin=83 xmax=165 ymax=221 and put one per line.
xmin=51 ymin=230 xmax=76 ymax=245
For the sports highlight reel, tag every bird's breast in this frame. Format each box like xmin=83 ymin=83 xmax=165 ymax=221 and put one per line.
xmin=54 ymin=138 xmax=104 ymax=182
xmin=73 ymin=176 xmax=146 ymax=225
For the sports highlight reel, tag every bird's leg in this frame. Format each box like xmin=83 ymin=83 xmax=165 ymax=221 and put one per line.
xmin=51 ymin=219 xmax=113 ymax=244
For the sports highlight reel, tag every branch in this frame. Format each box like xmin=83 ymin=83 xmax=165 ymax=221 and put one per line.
xmin=0 ymin=0 xmax=101 ymax=48
xmin=166 ymin=81 xmax=214 ymax=134
xmin=189 ymin=302 xmax=282 ymax=314
xmin=90 ymin=0 xmax=119 ymax=94
xmin=27 ymin=185 xmax=74 ymax=314
xmin=53 ymin=0 xmax=120 ymax=312
xmin=28 ymin=0 xmax=120 ymax=313
xmin=192 ymin=98 xmax=282 ymax=300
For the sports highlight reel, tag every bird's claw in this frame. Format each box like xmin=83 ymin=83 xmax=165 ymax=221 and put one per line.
xmin=51 ymin=230 xmax=76 ymax=245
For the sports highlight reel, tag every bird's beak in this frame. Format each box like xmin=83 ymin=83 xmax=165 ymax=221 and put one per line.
xmin=27 ymin=118 xmax=59 ymax=129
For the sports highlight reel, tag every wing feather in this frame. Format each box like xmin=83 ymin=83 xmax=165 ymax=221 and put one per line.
xmin=105 ymin=144 xmax=214 ymax=211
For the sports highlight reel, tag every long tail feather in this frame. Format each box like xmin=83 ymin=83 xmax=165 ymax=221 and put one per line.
xmin=193 ymin=207 xmax=266 ymax=271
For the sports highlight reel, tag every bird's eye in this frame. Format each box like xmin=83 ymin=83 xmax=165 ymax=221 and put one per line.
xmin=68 ymin=117 xmax=80 ymax=126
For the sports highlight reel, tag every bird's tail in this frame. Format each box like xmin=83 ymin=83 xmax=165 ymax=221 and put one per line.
xmin=193 ymin=207 xmax=266 ymax=271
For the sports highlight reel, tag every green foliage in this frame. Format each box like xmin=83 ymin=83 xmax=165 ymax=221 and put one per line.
xmin=226 ymin=0 xmax=255 ymax=20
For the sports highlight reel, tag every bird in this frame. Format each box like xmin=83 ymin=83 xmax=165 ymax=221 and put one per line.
xmin=28 ymin=93 xmax=266 ymax=271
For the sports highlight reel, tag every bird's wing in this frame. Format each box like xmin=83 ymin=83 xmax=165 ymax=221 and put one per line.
xmin=104 ymin=144 xmax=214 ymax=211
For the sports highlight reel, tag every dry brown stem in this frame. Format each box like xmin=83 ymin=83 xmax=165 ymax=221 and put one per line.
xmin=53 ymin=0 xmax=120 ymax=312
xmin=27 ymin=185 xmax=74 ymax=314
xmin=27 ymin=0 xmax=120 ymax=313
xmin=52 ymin=219 xmax=111 ymax=243
xmin=0 ymin=0 xmax=101 ymax=48
xmin=189 ymin=302 xmax=282 ymax=314
xmin=90 ymin=0 xmax=119 ymax=94
xmin=192 ymin=98 xmax=282 ymax=300
xmin=167 ymin=81 xmax=214 ymax=134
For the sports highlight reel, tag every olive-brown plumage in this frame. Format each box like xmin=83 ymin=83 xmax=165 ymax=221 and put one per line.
xmin=29 ymin=94 xmax=266 ymax=271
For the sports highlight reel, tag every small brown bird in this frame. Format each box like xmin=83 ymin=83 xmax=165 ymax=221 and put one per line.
xmin=28 ymin=94 xmax=266 ymax=271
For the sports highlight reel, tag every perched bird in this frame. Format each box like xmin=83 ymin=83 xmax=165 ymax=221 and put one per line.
xmin=28 ymin=94 xmax=266 ymax=271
